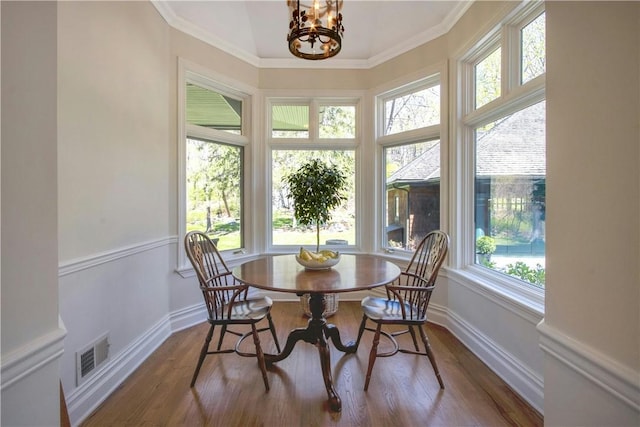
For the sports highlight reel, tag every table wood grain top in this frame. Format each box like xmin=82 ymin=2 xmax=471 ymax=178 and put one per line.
xmin=232 ymin=254 xmax=401 ymax=294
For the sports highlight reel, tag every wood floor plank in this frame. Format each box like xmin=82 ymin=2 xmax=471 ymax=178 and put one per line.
xmin=81 ymin=301 xmax=543 ymax=427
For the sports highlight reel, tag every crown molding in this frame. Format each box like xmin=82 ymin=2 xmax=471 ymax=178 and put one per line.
xmin=152 ymin=0 xmax=473 ymax=70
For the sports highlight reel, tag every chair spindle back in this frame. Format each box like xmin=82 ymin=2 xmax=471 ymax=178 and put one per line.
xmin=391 ymin=230 xmax=449 ymax=320
xmin=184 ymin=231 xmax=248 ymax=320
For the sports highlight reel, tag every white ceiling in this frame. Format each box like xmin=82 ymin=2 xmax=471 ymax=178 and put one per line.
xmin=152 ymin=1 xmax=472 ymax=69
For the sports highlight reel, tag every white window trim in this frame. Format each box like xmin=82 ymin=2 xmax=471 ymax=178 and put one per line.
xmin=265 ymin=92 xmax=364 ymax=253
xmin=450 ymin=3 xmax=546 ymax=311
xmin=176 ymin=58 xmax=257 ymax=273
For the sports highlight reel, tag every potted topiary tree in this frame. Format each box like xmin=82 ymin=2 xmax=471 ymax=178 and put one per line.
xmin=285 ymin=158 xmax=348 ymax=256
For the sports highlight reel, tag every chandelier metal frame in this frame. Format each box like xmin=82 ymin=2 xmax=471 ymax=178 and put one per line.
xmin=287 ymin=0 xmax=344 ymax=60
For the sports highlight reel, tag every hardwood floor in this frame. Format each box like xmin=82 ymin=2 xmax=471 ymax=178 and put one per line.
xmin=81 ymin=301 xmax=542 ymax=427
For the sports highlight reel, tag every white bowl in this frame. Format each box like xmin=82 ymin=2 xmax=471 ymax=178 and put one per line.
xmin=295 ymin=253 xmax=341 ymax=270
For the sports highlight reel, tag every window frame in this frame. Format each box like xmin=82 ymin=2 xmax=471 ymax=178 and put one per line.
xmin=374 ymin=68 xmax=448 ymax=257
xmin=266 ymin=94 xmax=363 ymax=253
xmin=177 ymin=59 xmax=255 ymax=273
xmin=453 ymin=2 xmax=546 ymax=309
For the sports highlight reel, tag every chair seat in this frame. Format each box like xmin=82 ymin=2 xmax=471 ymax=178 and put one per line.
xmin=212 ymin=296 xmax=274 ymax=322
xmin=361 ymin=296 xmax=424 ymax=323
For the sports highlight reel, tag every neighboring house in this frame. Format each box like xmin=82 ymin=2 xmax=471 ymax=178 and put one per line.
xmin=387 ymin=102 xmax=545 ymax=251
xmin=386 ymin=143 xmax=441 ymax=249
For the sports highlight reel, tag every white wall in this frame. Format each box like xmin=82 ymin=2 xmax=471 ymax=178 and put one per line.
xmin=56 ymin=2 xmax=178 ymax=425
xmin=542 ymin=2 xmax=640 ymax=425
xmin=2 ymin=1 xmax=638 ymax=425
xmin=1 ymin=2 xmax=64 ymax=425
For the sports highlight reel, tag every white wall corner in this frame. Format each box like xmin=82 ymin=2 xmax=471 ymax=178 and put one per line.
xmin=0 ymin=324 xmax=67 ymax=426
xmin=537 ymin=320 xmax=640 ymax=414
xmin=1 ymin=324 xmax=67 ymax=391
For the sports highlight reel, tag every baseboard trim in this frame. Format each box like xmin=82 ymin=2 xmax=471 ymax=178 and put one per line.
xmin=538 ymin=320 xmax=640 ymax=412
xmin=169 ymin=302 xmax=207 ymax=333
xmin=67 ymin=316 xmax=172 ymax=426
xmin=443 ymin=306 xmax=545 ymax=414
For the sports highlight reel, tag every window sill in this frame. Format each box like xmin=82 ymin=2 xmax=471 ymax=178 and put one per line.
xmin=447 ymin=265 xmax=545 ymax=322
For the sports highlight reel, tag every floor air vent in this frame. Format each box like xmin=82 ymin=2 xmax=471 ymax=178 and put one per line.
xmin=76 ymin=333 xmax=109 ymax=385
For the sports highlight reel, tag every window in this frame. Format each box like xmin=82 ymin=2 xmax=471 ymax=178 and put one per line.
xmin=186 ymin=137 xmax=243 ymax=250
xmin=474 ymin=101 xmax=545 ymax=285
xmin=269 ymin=98 xmax=359 ymax=249
xmin=178 ymin=64 xmax=251 ymax=269
xmin=378 ymin=75 xmax=443 ymax=252
xmin=186 ymin=83 xmax=242 ymax=134
xmin=521 ymin=12 xmax=546 ymax=84
xmin=384 ymin=140 xmax=441 ymax=250
xmin=272 ymin=104 xmax=309 ymax=138
xmin=319 ymin=105 xmax=356 ymax=138
xmin=461 ymin=6 xmax=546 ymax=289
xmin=272 ymin=150 xmax=355 ymax=246
xmin=475 ymin=47 xmax=501 ymax=109
xmin=382 ymin=84 xmax=440 ymax=136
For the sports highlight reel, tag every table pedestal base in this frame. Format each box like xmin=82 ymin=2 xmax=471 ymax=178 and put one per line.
xmin=265 ymin=293 xmax=356 ymax=412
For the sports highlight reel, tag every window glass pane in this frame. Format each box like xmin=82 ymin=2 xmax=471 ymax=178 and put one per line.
xmin=272 ymin=150 xmax=355 ymax=246
xmin=474 ymin=101 xmax=546 ymax=287
xmin=521 ymin=12 xmax=546 ymax=84
xmin=384 ymin=140 xmax=440 ymax=250
xmin=383 ymin=85 xmax=440 ymax=135
xmin=186 ymin=83 xmax=241 ymax=135
xmin=475 ymin=47 xmax=501 ymax=109
xmin=186 ymin=137 xmax=243 ymax=250
xmin=319 ymin=105 xmax=356 ymax=138
xmin=272 ymin=105 xmax=309 ymax=138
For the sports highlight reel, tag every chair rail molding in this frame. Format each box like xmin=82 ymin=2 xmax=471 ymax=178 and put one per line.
xmin=0 ymin=319 xmax=67 ymax=390
xmin=538 ymin=320 xmax=640 ymax=412
xmin=59 ymin=236 xmax=177 ymax=277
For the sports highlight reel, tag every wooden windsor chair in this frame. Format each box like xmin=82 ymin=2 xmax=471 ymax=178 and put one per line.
xmin=184 ymin=231 xmax=281 ymax=391
xmin=355 ymin=230 xmax=449 ymax=391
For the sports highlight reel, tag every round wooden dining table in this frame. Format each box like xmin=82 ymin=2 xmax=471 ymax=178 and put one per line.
xmin=232 ymin=254 xmax=401 ymax=412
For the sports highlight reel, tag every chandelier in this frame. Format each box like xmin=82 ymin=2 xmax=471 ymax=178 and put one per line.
xmin=287 ymin=0 xmax=344 ymax=60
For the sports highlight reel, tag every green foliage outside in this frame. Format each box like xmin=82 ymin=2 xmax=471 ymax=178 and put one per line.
xmin=504 ymin=261 xmax=545 ymax=287
xmin=477 ymin=257 xmax=545 ymax=287
xmin=476 ymin=236 xmax=496 ymax=255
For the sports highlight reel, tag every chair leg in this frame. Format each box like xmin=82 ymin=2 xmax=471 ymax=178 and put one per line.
xmin=419 ymin=325 xmax=444 ymax=389
xmin=266 ymin=313 xmax=281 ymax=353
xmin=408 ymin=325 xmax=420 ymax=351
xmin=191 ymin=324 xmax=215 ymax=387
xmin=363 ymin=324 xmax=382 ymax=391
xmin=354 ymin=315 xmax=368 ymax=350
xmin=217 ymin=324 xmax=227 ymax=351
xmin=251 ymin=324 xmax=270 ymax=392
